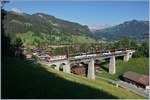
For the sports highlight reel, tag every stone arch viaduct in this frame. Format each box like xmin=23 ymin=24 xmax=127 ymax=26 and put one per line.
xmin=42 ymin=50 xmax=135 ymax=80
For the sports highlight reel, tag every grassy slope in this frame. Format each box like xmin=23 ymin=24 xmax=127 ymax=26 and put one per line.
xmin=72 ymin=35 xmax=96 ymax=44
xmin=2 ymin=57 xmax=144 ymax=99
xmin=96 ymin=57 xmax=149 ymax=80
xmin=18 ymin=31 xmax=96 ymax=46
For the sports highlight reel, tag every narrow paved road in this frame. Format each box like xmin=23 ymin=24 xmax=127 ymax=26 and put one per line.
xmin=116 ymin=81 xmax=149 ymax=98
xmin=96 ymin=75 xmax=149 ymax=98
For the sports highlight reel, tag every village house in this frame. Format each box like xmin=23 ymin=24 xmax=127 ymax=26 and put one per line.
xmin=122 ymin=71 xmax=149 ymax=89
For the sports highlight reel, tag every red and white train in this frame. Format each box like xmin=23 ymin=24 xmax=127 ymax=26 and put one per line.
xmin=47 ymin=55 xmax=67 ymax=62
xmin=45 ymin=49 xmax=129 ymax=62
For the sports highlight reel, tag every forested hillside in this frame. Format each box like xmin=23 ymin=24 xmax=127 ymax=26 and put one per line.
xmin=2 ymin=10 xmax=96 ymax=46
xmin=94 ymin=20 xmax=149 ymax=40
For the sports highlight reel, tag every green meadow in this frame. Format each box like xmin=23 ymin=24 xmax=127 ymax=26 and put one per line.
xmin=96 ymin=57 xmax=149 ymax=80
xmin=2 ymin=57 xmax=145 ymax=99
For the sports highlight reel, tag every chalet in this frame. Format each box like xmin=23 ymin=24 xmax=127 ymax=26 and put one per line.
xmin=122 ymin=71 xmax=149 ymax=89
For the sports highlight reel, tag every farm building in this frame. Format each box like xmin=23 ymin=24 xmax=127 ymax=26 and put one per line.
xmin=71 ymin=66 xmax=87 ymax=76
xmin=122 ymin=71 xmax=149 ymax=89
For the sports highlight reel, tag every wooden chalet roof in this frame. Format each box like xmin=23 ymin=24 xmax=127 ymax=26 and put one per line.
xmin=123 ymin=71 xmax=149 ymax=86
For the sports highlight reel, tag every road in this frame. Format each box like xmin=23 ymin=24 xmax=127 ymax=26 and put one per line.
xmin=116 ymin=81 xmax=149 ymax=98
xmin=96 ymin=76 xmax=149 ymax=98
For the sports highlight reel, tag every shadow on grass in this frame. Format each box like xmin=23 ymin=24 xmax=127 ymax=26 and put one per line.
xmin=99 ymin=57 xmax=123 ymax=73
xmin=100 ymin=61 xmax=109 ymax=72
xmin=2 ymin=56 xmax=118 ymax=99
xmin=116 ymin=56 xmax=123 ymax=60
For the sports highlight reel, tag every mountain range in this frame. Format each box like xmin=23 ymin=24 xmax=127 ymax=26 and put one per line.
xmin=2 ymin=9 xmax=96 ymax=46
xmin=93 ymin=20 xmax=149 ymax=40
xmin=4 ymin=10 xmax=92 ymax=36
xmin=2 ymin=9 xmax=149 ymax=46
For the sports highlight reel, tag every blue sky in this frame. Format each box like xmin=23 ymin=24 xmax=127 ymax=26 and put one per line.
xmin=4 ymin=1 xmax=149 ymax=25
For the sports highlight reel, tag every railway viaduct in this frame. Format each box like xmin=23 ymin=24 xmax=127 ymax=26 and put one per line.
xmin=42 ymin=50 xmax=135 ymax=80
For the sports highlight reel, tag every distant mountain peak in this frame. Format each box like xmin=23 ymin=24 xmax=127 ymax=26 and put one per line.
xmin=11 ymin=8 xmax=23 ymax=15
xmin=88 ymin=24 xmax=111 ymax=32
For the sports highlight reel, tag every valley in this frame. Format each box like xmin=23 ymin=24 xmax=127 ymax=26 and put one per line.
xmin=1 ymin=1 xmax=149 ymax=99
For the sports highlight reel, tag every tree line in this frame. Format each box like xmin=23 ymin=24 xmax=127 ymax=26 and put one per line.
xmin=45 ymin=37 xmax=149 ymax=58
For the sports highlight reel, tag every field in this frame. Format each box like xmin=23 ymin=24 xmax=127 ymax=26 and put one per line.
xmin=96 ymin=57 xmax=149 ymax=80
xmin=18 ymin=31 xmax=96 ymax=46
xmin=2 ymin=57 xmax=145 ymax=99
